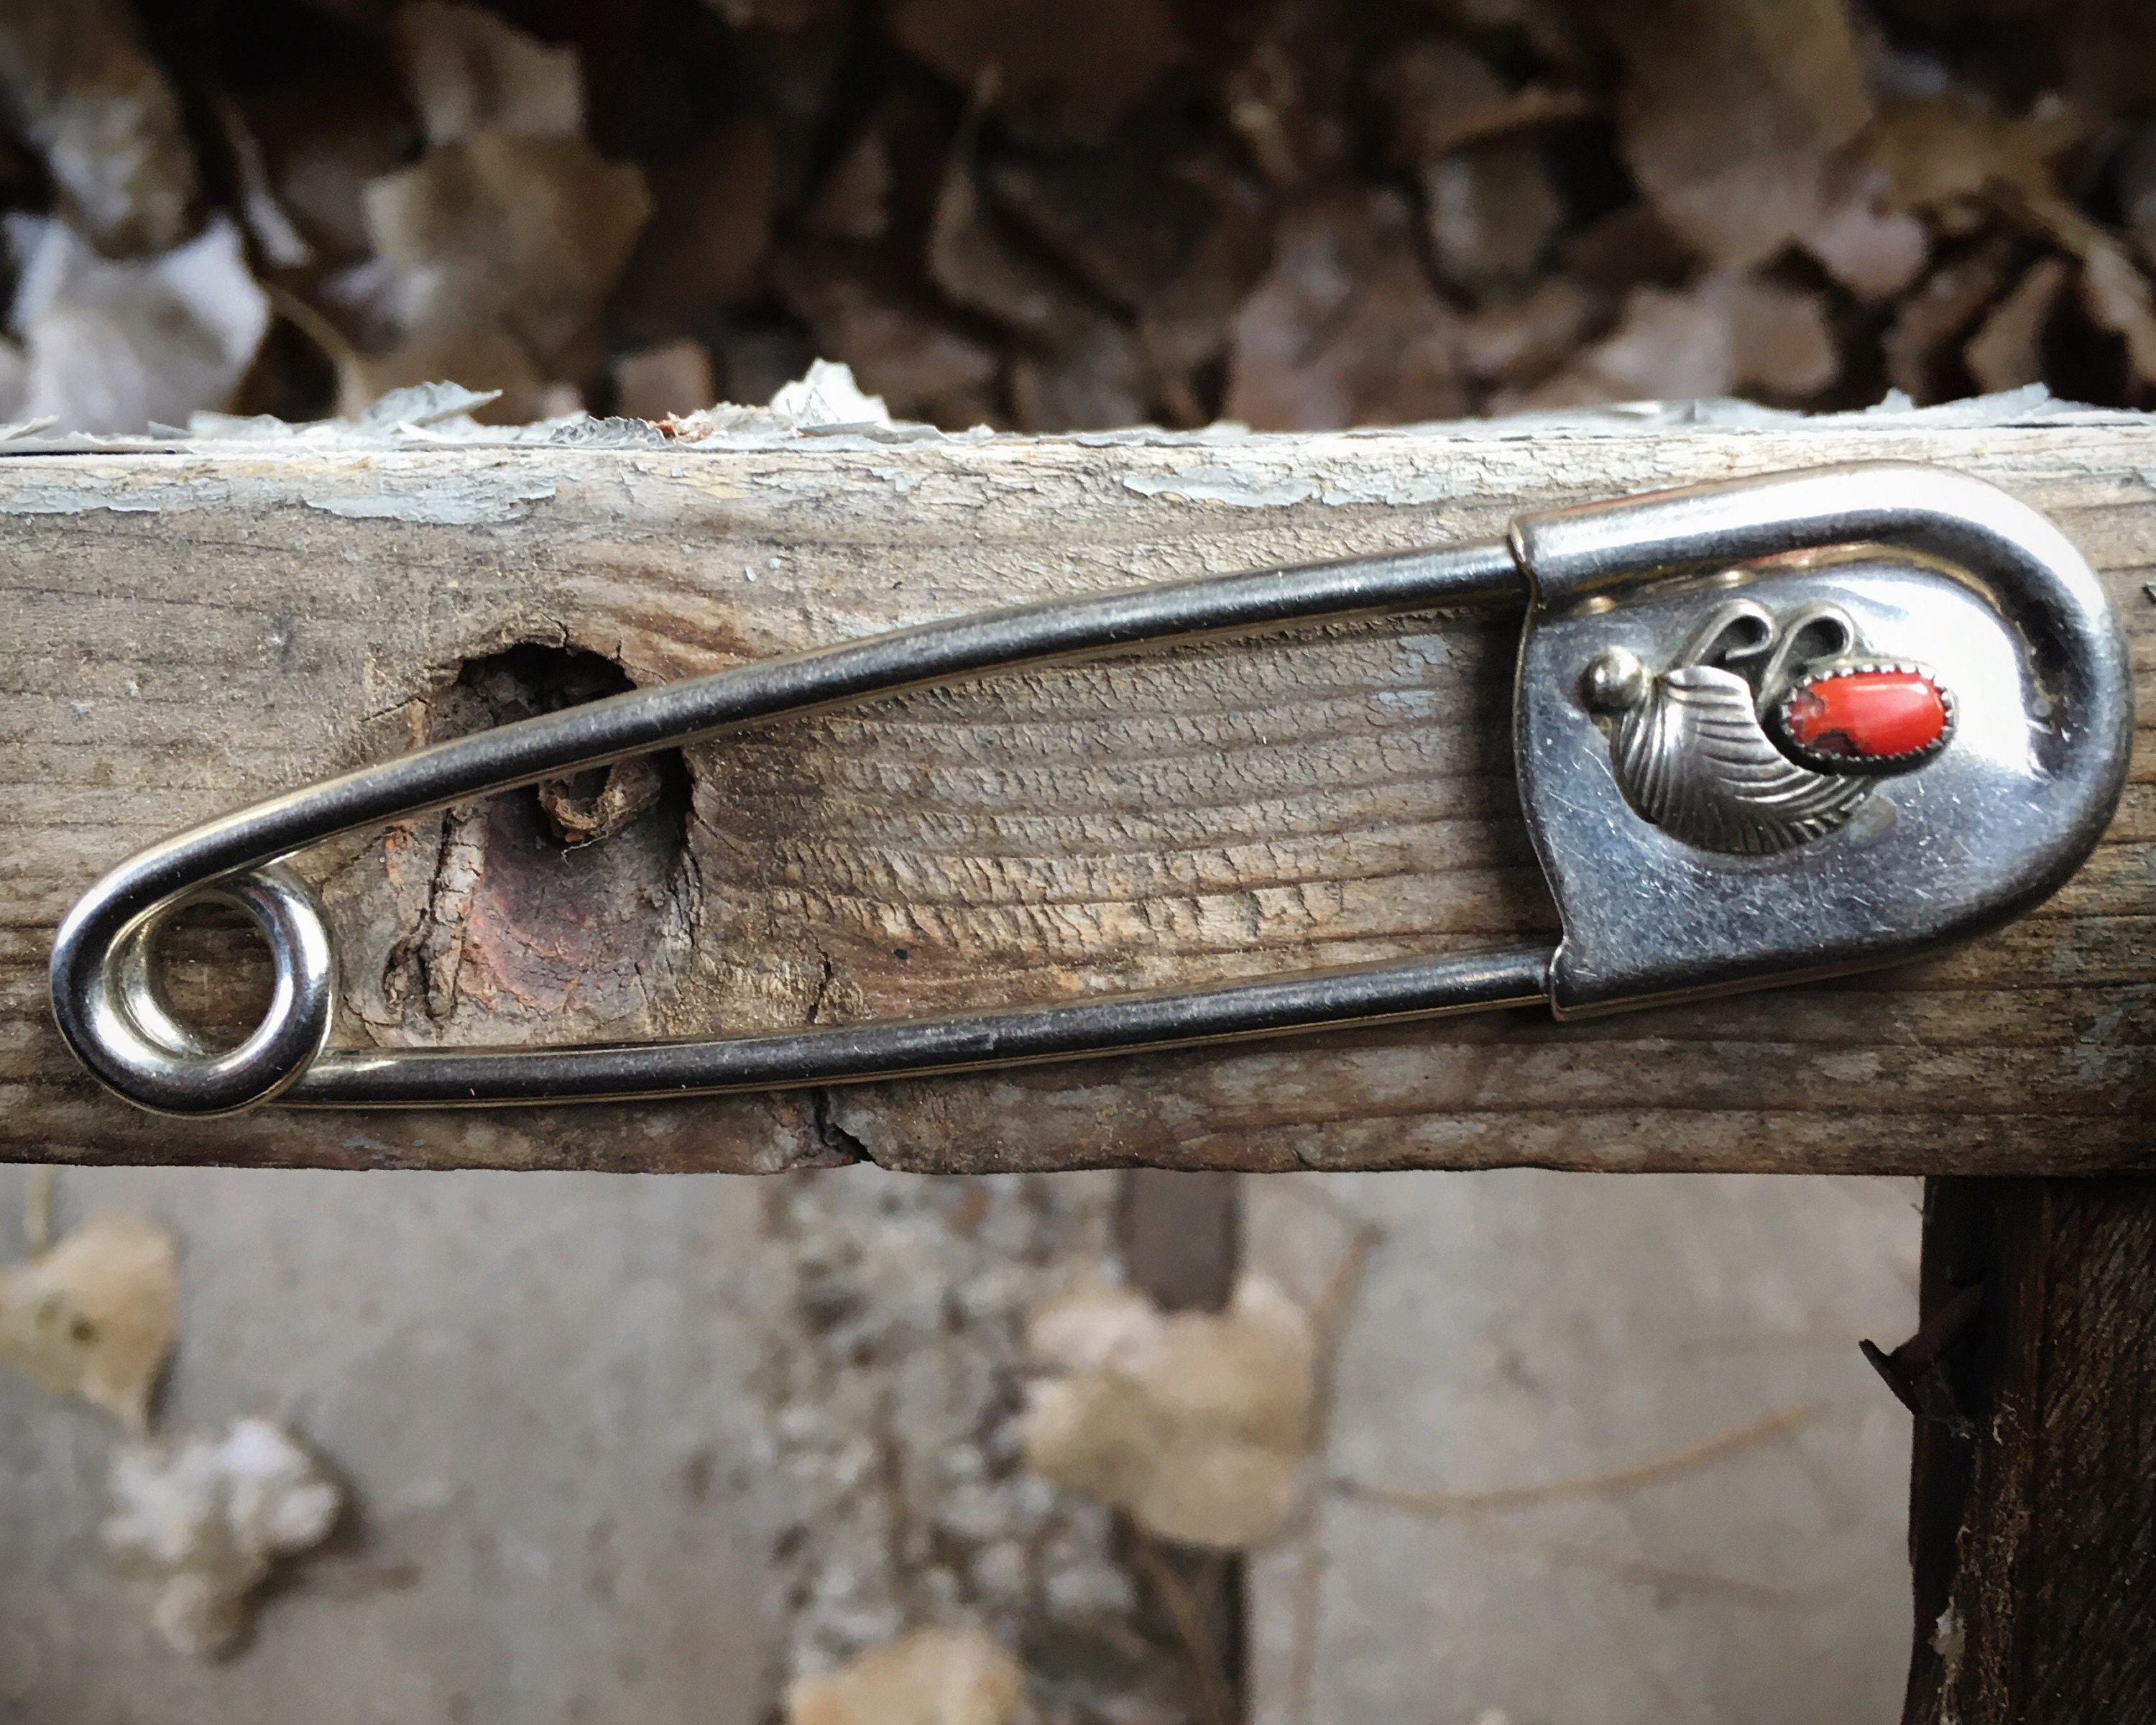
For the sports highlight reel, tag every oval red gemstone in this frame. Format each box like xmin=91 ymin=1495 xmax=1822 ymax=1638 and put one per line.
xmin=1784 ymin=670 xmax=1949 ymax=760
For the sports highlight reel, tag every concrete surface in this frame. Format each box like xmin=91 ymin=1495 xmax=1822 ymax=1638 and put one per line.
xmin=0 ymin=1166 xmax=776 ymax=1725
xmin=1 ymin=1164 xmax=1921 ymax=1725
xmin=0 ymin=1162 xmax=1173 ymax=1725
xmin=1246 ymin=1171 xmax=1922 ymax=1725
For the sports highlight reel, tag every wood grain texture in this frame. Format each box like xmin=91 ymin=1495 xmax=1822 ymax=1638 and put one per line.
xmin=0 ymin=420 xmax=2148 ymax=1172
xmin=1900 ymin=1176 xmax=2156 ymax=1724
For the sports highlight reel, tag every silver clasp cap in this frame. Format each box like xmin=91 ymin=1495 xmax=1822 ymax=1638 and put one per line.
xmin=1511 ymin=463 xmax=2132 ymax=1015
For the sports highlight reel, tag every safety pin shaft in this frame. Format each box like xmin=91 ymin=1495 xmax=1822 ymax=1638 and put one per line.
xmin=52 ymin=535 xmax=1536 ymax=1115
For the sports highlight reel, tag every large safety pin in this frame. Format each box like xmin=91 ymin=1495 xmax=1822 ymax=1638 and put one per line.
xmin=50 ymin=463 xmax=2132 ymax=1116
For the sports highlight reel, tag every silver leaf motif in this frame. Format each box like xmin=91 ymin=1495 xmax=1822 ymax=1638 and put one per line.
xmin=1613 ymin=665 xmax=1874 ymax=855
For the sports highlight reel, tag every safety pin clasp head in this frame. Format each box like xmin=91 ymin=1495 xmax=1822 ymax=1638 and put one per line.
xmin=1508 ymin=463 xmax=2133 ymax=1016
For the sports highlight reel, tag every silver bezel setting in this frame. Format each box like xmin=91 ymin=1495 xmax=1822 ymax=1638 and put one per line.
xmin=1770 ymin=658 xmax=1957 ymax=776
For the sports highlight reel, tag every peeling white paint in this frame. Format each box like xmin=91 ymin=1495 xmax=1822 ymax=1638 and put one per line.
xmin=0 ymin=479 xmax=232 ymax=515
xmin=1121 ymin=467 xmax=1319 ymax=507
xmin=0 ymin=380 xmax=2139 ymax=472
xmin=1120 ymin=458 xmax=1484 ymax=509
xmin=301 ymin=479 xmax=558 ymax=525
xmin=1317 ymin=469 xmax=1472 ymax=507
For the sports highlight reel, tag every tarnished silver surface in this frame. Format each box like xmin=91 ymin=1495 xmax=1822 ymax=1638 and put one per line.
xmin=1588 ymin=599 xmax=1884 ymax=855
xmin=50 ymin=462 xmax=2132 ymax=1114
xmin=50 ymin=540 xmax=1539 ymax=1114
xmin=1610 ymin=666 xmax=1875 ymax=855
xmin=1514 ymin=464 xmax=2132 ymax=1016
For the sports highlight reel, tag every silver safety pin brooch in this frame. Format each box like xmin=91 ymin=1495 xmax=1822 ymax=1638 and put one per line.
xmin=50 ymin=461 xmax=2133 ymax=1116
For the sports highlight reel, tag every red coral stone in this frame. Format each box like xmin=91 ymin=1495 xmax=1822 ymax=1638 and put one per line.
xmin=1784 ymin=670 xmax=1948 ymax=760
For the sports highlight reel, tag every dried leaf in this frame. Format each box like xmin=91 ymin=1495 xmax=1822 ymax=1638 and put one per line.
xmin=1421 ymin=144 xmax=1565 ymax=298
xmin=7 ymin=213 xmax=270 ymax=434
xmin=1515 ymin=272 xmax=1836 ymax=408
xmin=1136 ymin=170 xmax=1273 ymax=410
xmin=1865 ymin=97 xmax=2086 ymax=223
xmin=364 ymin=132 xmax=651 ymax=362
xmin=0 ymin=1210 xmax=177 ymax=1428
xmin=1994 ymin=182 xmax=2156 ymax=387
xmin=1964 ymin=254 xmax=2070 ymax=393
xmin=1559 ymin=200 xmax=1695 ymax=293
xmin=392 ymin=2 xmax=584 ymax=148
xmin=242 ymin=55 xmax=415 ymax=266
xmin=1373 ymin=42 xmax=1569 ymax=297
xmin=1223 ymin=190 xmax=1470 ymax=430
xmin=218 ymin=98 xmax=313 ymax=272
xmin=1222 ymin=13 xmax=1353 ymax=191
xmin=1023 ymin=1274 xmax=1316 ymax=1550
xmin=2116 ymin=123 xmax=2156 ymax=273
xmin=1456 ymin=277 xmax=1608 ymax=387
xmin=1804 ymin=161 xmax=1930 ymax=300
xmin=1010 ymin=321 xmax=1150 ymax=431
xmin=103 ymin=1417 xmax=341 ymax=1658
xmin=612 ymin=337 xmax=717 ymax=421
xmin=1883 ymin=234 xmax=2019 ymax=402
xmin=772 ymin=249 xmax=1000 ymax=425
xmin=338 ymin=121 xmax=649 ymax=421
xmin=621 ymin=117 xmax=778 ymax=318
xmin=989 ymin=139 xmax=1220 ymax=313
xmin=786 ymin=1624 xmax=1024 ymax=1725
xmin=802 ymin=129 xmax=895 ymax=244
xmin=4 ymin=0 xmax=2134 ymax=435
xmin=1380 ymin=40 xmax=1595 ymax=162
xmin=884 ymin=0 xmax=1181 ymax=143
xmin=1590 ymin=0 xmax=1873 ymax=270
xmin=1377 ymin=37 xmax=1506 ymax=165
xmin=0 ymin=0 xmax=198 ymax=254
xmin=929 ymin=147 xmax=1099 ymax=351
xmin=929 ymin=143 xmax=1149 ymax=428
xmin=2076 ymin=241 xmax=2156 ymax=387
xmin=1720 ymin=274 xmax=1840 ymax=396
xmin=1377 ymin=38 xmax=1593 ymax=157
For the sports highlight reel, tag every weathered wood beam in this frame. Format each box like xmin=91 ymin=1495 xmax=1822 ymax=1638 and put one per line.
xmin=1899 ymin=1175 xmax=2156 ymax=1724
xmin=1 ymin=419 xmax=2149 ymax=1172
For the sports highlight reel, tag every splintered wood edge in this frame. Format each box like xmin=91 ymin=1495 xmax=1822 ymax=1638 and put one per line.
xmin=0 ymin=418 xmax=2148 ymax=1174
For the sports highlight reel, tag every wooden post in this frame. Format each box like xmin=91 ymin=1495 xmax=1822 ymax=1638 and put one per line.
xmin=1120 ymin=1169 xmax=1247 ymax=1724
xmin=1 ymin=418 xmax=2148 ymax=1175
xmin=1901 ymin=1177 xmax=2156 ymax=1724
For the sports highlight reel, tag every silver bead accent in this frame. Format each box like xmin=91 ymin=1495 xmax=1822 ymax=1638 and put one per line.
xmin=1582 ymin=646 xmax=1649 ymax=712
